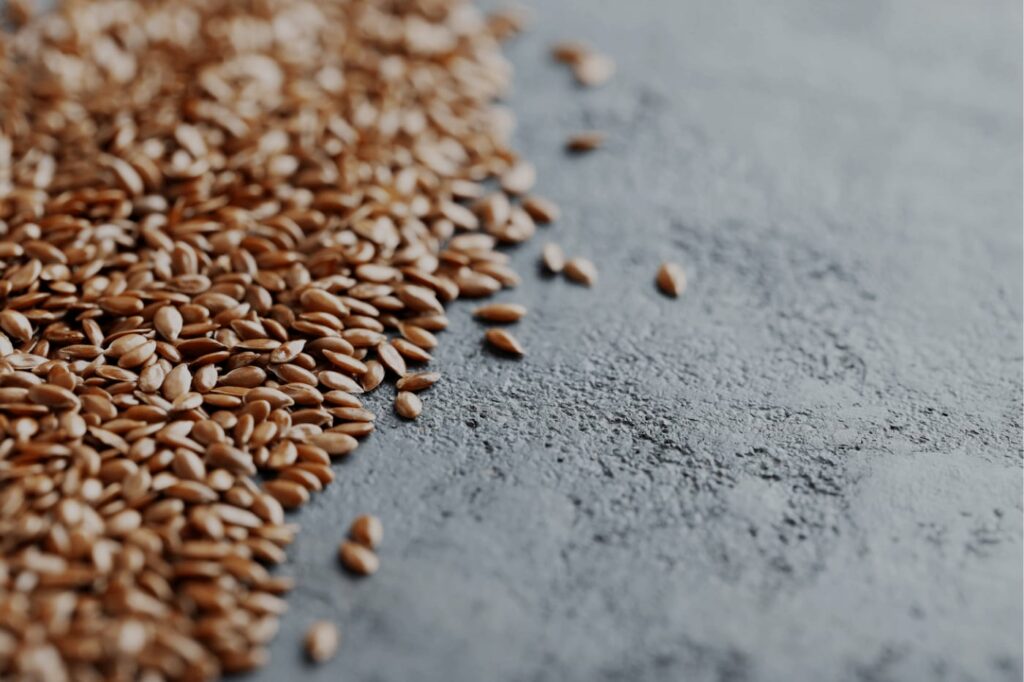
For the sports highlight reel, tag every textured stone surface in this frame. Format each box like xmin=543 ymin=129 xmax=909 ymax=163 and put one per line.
xmin=239 ymin=1 xmax=1023 ymax=680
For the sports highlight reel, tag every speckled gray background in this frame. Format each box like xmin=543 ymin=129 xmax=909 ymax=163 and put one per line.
xmin=180 ymin=0 xmax=1017 ymax=679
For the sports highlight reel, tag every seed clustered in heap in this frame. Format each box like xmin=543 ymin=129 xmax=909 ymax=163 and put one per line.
xmin=0 ymin=0 xmax=548 ymax=678
xmin=0 ymin=0 xmax=684 ymax=679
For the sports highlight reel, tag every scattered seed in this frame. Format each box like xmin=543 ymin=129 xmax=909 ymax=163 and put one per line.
xmin=395 ymin=371 xmax=441 ymax=392
xmin=564 ymin=257 xmax=598 ymax=286
xmin=551 ymin=40 xmax=590 ymax=64
xmin=474 ymin=303 xmax=528 ymax=323
xmin=541 ymin=243 xmax=566 ymax=273
xmin=566 ymin=130 xmax=606 ymax=152
xmin=305 ymin=621 xmax=340 ymax=664
xmin=572 ymin=52 xmax=615 ymax=87
xmin=485 ymin=328 xmax=525 ymax=356
xmin=656 ymin=262 xmax=687 ymax=297
xmin=521 ymin=195 xmax=560 ymax=224
xmin=349 ymin=515 xmax=383 ymax=549
xmin=395 ymin=391 xmax=423 ymax=419
xmin=338 ymin=541 xmax=380 ymax=576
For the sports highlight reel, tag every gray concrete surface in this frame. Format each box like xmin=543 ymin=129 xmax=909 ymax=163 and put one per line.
xmin=246 ymin=1 xmax=1024 ymax=680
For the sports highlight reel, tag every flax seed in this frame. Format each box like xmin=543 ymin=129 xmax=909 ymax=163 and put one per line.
xmin=656 ymin=262 xmax=687 ymax=297
xmin=0 ymin=0 xmax=571 ymax=676
xmin=542 ymin=243 xmax=566 ymax=273
xmin=564 ymin=257 xmax=598 ymax=286
xmin=349 ymin=515 xmax=383 ymax=549
xmin=572 ymin=52 xmax=616 ymax=87
xmin=305 ymin=621 xmax=340 ymax=663
xmin=522 ymin=195 xmax=561 ymax=224
xmin=376 ymin=342 xmax=407 ymax=377
xmin=485 ymin=328 xmax=525 ymax=356
xmin=566 ymin=130 xmax=606 ymax=152
xmin=474 ymin=303 xmax=528 ymax=323
xmin=395 ymin=391 xmax=423 ymax=419
xmin=338 ymin=541 xmax=380 ymax=576
xmin=395 ymin=372 xmax=441 ymax=393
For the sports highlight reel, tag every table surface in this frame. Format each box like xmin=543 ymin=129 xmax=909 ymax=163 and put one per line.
xmin=190 ymin=0 xmax=1017 ymax=680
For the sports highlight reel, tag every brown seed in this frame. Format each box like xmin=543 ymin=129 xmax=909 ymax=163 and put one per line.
xmin=564 ymin=257 xmax=597 ymax=286
xmin=305 ymin=621 xmax=340 ymax=663
xmin=566 ymin=130 xmax=606 ymax=152
xmin=263 ymin=480 xmax=309 ymax=509
xmin=376 ymin=342 xmax=407 ymax=377
xmin=552 ymin=40 xmax=590 ymax=64
xmin=27 ymin=384 xmax=80 ymax=410
xmin=484 ymin=328 xmax=525 ymax=356
xmin=398 ymin=323 xmax=438 ymax=350
xmin=656 ymin=262 xmax=687 ymax=297
xmin=398 ymin=285 xmax=444 ymax=315
xmin=338 ymin=541 xmax=379 ymax=576
xmin=360 ymin=359 xmax=385 ymax=391
xmin=118 ymin=340 xmax=157 ymax=368
xmin=0 ymin=2 xmax=565 ymax=677
xmin=541 ymin=243 xmax=566 ymax=273
xmin=572 ymin=52 xmax=615 ymax=86
xmin=395 ymin=391 xmax=422 ymax=419
xmin=323 ymin=349 xmax=368 ymax=376
xmin=300 ymin=287 xmax=349 ymax=318
xmin=162 ymin=364 xmax=192 ymax=400
xmin=500 ymin=160 xmax=536 ymax=195
xmin=154 ymin=306 xmax=183 ymax=341
xmin=349 ymin=515 xmax=383 ymax=549
xmin=395 ymin=371 xmax=441 ymax=392
xmin=0 ymin=309 xmax=32 ymax=342
xmin=474 ymin=303 xmax=527 ymax=323
xmin=521 ymin=195 xmax=560 ymax=224
xmin=310 ymin=432 xmax=359 ymax=457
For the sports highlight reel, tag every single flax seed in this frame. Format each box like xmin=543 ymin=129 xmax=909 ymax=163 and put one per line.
xmin=305 ymin=621 xmax=340 ymax=664
xmin=656 ymin=262 xmax=687 ymax=297
xmin=474 ymin=303 xmax=528 ymax=323
xmin=395 ymin=391 xmax=423 ymax=419
xmin=485 ymin=328 xmax=526 ymax=356
xmin=566 ymin=130 xmax=606 ymax=153
xmin=564 ymin=257 xmax=598 ymax=286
